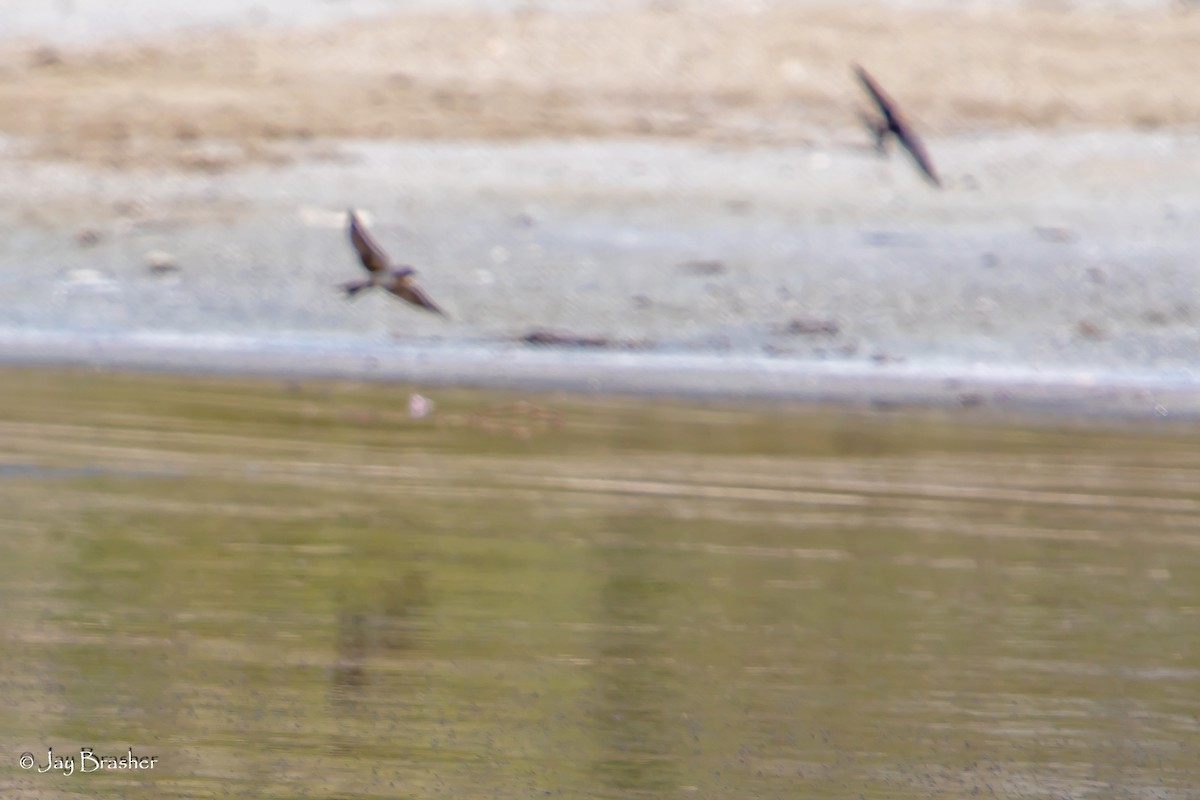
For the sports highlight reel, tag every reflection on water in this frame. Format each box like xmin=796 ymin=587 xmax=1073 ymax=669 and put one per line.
xmin=1 ymin=367 xmax=1198 ymax=798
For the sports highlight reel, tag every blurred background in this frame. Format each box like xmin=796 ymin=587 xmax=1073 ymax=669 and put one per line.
xmin=0 ymin=0 xmax=1198 ymax=397
xmin=2 ymin=1 xmax=1200 ymax=798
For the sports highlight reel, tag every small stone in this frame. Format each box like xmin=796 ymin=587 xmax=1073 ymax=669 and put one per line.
xmin=74 ymin=228 xmax=102 ymax=248
xmin=779 ymin=318 xmax=839 ymax=337
xmin=871 ymin=353 xmax=905 ymax=365
xmin=1034 ymin=226 xmax=1076 ymax=243
xmin=29 ymin=46 xmax=62 ymax=68
xmin=145 ymin=250 xmax=179 ymax=275
xmin=678 ymin=259 xmax=726 ymax=276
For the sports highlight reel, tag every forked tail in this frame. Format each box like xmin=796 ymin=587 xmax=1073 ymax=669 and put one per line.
xmin=342 ymin=280 xmax=372 ymax=298
xmin=858 ymin=111 xmax=890 ymax=155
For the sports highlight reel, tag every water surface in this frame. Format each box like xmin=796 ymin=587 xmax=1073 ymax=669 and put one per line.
xmin=2 ymin=367 xmax=1198 ymax=797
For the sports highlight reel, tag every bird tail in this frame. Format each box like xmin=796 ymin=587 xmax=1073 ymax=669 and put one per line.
xmin=858 ymin=112 xmax=889 ymax=154
xmin=342 ymin=280 xmax=372 ymax=298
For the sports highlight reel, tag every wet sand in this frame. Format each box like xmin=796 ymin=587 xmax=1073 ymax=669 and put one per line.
xmin=2 ymin=133 xmax=1199 ymax=415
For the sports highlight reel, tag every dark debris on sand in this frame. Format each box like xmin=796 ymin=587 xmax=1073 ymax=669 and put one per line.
xmin=518 ymin=329 xmax=654 ymax=350
xmin=677 ymin=259 xmax=728 ymax=276
xmin=774 ymin=318 xmax=841 ymax=337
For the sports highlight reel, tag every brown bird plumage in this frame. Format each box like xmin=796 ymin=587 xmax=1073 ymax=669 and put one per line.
xmin=853 ymin=65 xmax=942 ymax=188
xmin=342 ymin=210 xmax=447 ymax=316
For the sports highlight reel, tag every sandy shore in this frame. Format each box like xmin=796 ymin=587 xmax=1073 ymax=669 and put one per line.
xmin=2 ymin=129 xmax=1199 ymax=417
xmin=1 ymin=4 xmax=1198 ymax=170
xmin=0 ymin=3 xmax=1198 ymax=413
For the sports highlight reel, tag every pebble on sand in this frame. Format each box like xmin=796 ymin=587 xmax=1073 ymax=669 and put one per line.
xmin=145 ymin=250 xmax=180 ymax=275
xmin=74 ymin=228 xmax=103 ymax=248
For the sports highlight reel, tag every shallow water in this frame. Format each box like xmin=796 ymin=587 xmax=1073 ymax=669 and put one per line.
xmin=2 ymin=367 xmax=1199 ymax=798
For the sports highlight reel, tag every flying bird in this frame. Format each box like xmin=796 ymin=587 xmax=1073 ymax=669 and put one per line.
xmin=341 ymin=210 xmax=447 ymax=316
xmin=853 ymin=64 xmax=942 ymax=188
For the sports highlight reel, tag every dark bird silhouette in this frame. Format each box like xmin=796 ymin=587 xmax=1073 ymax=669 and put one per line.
xmin=853 ymin=64 xmax=942 ymax=188
xmin=341 ymin=210 xmax=447 ymax=316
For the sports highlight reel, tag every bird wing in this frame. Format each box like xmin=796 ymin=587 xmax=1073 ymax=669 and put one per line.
xmin=348 ymin=209 xmax=392 ymax=275
xmin=895 ymin=126 xmax=942 ymax=187
xmin=390 ymin=275 xmax=448 ymax=317
xmin=853 ymin=65 xmax=900 ymax=129
xmin=853 ymin=65 xmax=942 ymax=188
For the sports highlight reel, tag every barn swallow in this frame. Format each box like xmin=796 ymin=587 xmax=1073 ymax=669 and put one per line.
xmin=853 ymin=64 xmax=942 ymax=188
xmin=341 ymin=210 xmax=447 ymax=316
